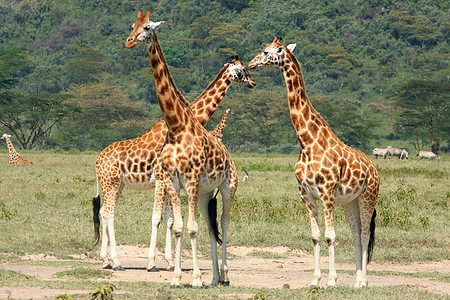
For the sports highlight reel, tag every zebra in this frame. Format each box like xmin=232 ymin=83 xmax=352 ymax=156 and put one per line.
xmin=389 ymin=147 xmax=409 ymax=159
xmin=418 ymin=150 xmax=440 ymax=160
xmin=372 ymin=146 xmax=391 ymax=159
xmin=400 ymin=150 xmax=409 ymax=159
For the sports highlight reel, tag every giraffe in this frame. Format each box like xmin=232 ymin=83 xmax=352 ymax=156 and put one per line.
xmin=1 ymin=133 xmax=33 ymax=165
xmin=210 ymin=108 xmax=234 ymax=141
xmin=248 ymin=37 xmax=379 ymax=288
xmin=92 ymin=10 xmax=254 ymax=274
xmin=125 ymin=9 xmax=239 ymax=288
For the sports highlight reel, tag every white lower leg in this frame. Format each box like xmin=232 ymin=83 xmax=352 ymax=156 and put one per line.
xmin=170 ymin=225 xmax=183 ymax=288
xmin=164 ymin=212 xmax=174 ymax=269
xmin=311 ymin=237 xmax=321 ymax=287
xmin=360 ymin=248 xmax=369 ymax=287
xmin=220 ymin=217 xmax=229 ymax=284
xmin=326 ymin=235 xmax=337 ymax=287
xmin=354 ymin=240 xmax=363 ymax=287
xmin=147 ymin=212 xmax=161 ymax=270
xmin=107 ymin=219 xmax=122 ymax=270
xmin=188 ymin=217 xmax=202 ymax=288
xmin=209 ymin=232 xmax=220 ymax=286
xmin=100 ymin=219 xmax=109 ymax=268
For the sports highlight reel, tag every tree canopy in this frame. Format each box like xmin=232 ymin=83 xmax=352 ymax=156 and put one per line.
xmin=0 ymin=0 xmax=448 ymax=153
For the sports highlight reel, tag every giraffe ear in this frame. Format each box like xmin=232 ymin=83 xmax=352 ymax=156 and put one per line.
xmin=287 ymin=44 xmax=296 ymax=52
xmin=149 ymin=20 xmax=165 ymax=31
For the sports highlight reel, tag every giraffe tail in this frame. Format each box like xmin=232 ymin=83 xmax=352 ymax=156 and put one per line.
xmin=367 ymin=208 xmax=376 ymax=263
xmin=92 ymin=176 xmax=101 ymax=245
xmin=208 ymin=190 xmax=222 ymax=245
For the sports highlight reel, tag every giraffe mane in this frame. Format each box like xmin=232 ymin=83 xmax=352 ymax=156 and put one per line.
xmin=153 ymin=32 xmax=190 ymax=108
xmin=194 ymin=65 xmax=229 ymax=102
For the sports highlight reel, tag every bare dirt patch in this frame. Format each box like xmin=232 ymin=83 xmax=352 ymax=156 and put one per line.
xmin=1 ymin=245 xmax=449 ymax=299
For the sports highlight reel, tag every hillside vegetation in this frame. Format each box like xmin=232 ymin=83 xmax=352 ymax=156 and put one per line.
xmin=0 ymin=0 xmax=448 ymax=153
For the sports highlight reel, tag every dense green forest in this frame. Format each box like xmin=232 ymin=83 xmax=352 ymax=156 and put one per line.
xmin=0 ymin=0 xmax=448 ymax=154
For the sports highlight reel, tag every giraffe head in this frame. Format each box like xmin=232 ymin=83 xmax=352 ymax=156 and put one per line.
xmin=1 ymin=133 xmax=11 ymax=140
xmin=248 ymin=37 xmax=297 ymax=69
xmin=125 ymin=10 xmax=164 ymax=48
xmin=226 ymin=56 xmax=256 ymax=88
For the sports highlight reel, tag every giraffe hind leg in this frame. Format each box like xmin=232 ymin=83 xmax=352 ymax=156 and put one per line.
xmin=218 ymin=180 xmax=236 ymax=286
xmin=342 ymin=200 xmax=363 ymax=287
xmin=199 ymin=191 xmax=220 ymax=286
xmin=99 ymin=183 xmax=125 ymax=271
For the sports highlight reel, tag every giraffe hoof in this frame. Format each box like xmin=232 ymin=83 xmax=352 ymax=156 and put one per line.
xmin=170 ymin=285 xmax=180 ymax=290
xmin=309 ymin=285 xmax=319 ymax=289
xmin=192 ymin=285 xmax=203 ymax=289
xmin=113 ymin=265 xmax=125 ymax=271
xmin=102 ymin=264 xmax=113 ymax=270
xmin=147 ymin=266 xmax=158 ymax=272
xmin=220 ymin=281 xmax=230 ymax=286
xmin=167 ymin=266 xmax=175 ymax=271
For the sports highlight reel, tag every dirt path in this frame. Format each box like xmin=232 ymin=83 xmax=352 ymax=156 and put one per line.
xmin=1 ymin=245 xmax=449 ymax=299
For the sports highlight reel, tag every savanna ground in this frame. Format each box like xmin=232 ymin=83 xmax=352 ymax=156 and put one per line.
xmin=0 ymin=151 xmax=448 ymax=299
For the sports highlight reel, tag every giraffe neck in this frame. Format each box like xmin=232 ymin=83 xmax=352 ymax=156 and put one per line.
xmin=190 ymin=67 xmax=232 ymax=126
xmin=4 ymin=135 xmax=18 ymax=157
xmin=146 ymin=32 xmax=190 ymax=133
xmin=280 ymin=51 xmax=338 ymax=150
xmin=212 ymin=111 xmax=229 ymax=136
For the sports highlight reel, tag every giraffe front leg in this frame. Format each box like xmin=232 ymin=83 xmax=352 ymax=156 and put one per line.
xmin=323 ymin=195 xmax=337 ymax=288
xmin=164 ymin=178 xmax=183 ymax=289
xmin=100 ymin=213 xmax=110 ymax=269
xmin=164 ymin=194 xmax=175 ymax=271
xmin=303 ymin=197 xmax=321 ymax=288
xmin=147 ymin=180 xmax=165 ymax=272
xmin=187 ymin=186 xmax=203 ymax=289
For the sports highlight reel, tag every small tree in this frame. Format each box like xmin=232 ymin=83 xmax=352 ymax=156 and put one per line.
xmin=393 ymin=80 xmax=449 ymax=154
xmin=0 ymin=93 xmax=73 ymax=149
xmin=58 ymin=81 xmax=152 ymax=150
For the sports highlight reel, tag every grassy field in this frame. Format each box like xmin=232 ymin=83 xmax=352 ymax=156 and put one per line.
xmin=0 ymin=151 xmax=448 ymax=299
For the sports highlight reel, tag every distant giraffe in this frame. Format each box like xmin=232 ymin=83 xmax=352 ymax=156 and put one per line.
xmin=211 ymin=108 xmax=234 ymax=141
xmin=249 ymin=37 xmax=379 ymax=288
xmin=125 ymin=9 xmax=240 ymax=288
xmin=1 ymin=133 xmax=33 ymax=165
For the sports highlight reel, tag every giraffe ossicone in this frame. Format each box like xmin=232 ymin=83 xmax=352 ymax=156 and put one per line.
xmin=249 ymin=37 xmax=379 ymax=288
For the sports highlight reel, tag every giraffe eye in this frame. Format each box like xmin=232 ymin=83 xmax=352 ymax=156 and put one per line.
xmin=277 ymin=47 xmax=283 ymax=53
xmin=144 ymin=25 xmax=151 ymax=31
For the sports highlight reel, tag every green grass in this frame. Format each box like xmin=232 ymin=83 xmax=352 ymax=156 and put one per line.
xmin=248 ymin=250 xmax=288 ymax=259
xmin=0 ymin=152 xmax=449 ymax=298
